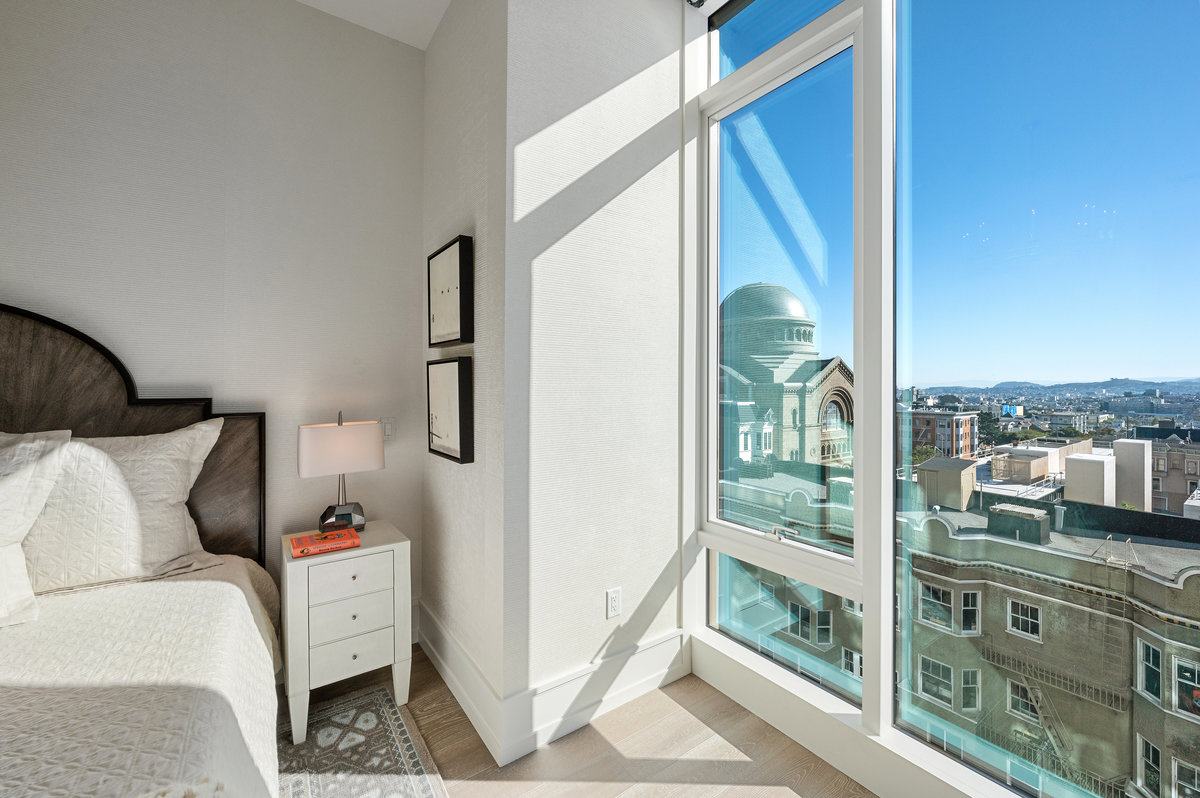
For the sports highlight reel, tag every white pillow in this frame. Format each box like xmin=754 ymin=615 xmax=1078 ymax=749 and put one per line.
xmin=0 ymin=429 xmax=71 ymax=626
xmin=23 ymin=418 xmax=223 ymax=593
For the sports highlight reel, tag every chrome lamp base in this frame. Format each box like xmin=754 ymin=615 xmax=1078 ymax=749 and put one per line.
xmin=318 ymin=502 xmax=366 ymax=533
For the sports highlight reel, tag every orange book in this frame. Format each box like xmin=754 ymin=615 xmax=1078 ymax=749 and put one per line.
xmin=290 ymin=529 xmax=361 ymax=558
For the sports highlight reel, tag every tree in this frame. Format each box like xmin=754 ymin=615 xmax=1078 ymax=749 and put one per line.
xmin=912 ymin=445 xmax=940 ymax=465
xmin=938 ymin=394 xmax=963 ymax=406
xmin=977 ymin=413 xmax=1001 ymax=446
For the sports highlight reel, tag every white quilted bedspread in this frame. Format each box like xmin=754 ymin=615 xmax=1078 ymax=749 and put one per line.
xmin=0 ymin=556 xmax=280 ymax=798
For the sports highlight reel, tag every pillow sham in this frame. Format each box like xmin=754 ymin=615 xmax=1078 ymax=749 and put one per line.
xmin=0 ymin=429 xmax=70 ymax=626
xmin=23 ymin=418 xmax=223 ymax=593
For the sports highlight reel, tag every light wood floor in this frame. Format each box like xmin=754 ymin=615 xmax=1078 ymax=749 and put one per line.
xmin=318 ymin=645 xmax=876 ymax=797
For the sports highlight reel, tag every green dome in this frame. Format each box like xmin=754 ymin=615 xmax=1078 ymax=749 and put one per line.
xmin=720 ymin=283 xmax=810 ymax=322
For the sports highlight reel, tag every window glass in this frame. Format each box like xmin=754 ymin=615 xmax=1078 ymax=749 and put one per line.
xmin=1178 ymin=761 xmax=1200 ymax=798
xmin=1178 ymin=660 xmax=1200 ymax=719
xmin=715 ymin=46 xmax=854 ymax=556
xmin=1139 ymin=640 xmax=1161 ymax=700
xmin=918 ymin=656 xmax=952 ymax=707
xmin=960 ymin=591 xmax=979 ymax=634
xmin=961 ymin=669 xmax=979 ymax=711
xmin=895 ymin=4 xmax=1200 ymax=796
xmin=1142 ymin=738 xmax=1161 ymax=797
xmin=712 ymin=0 xmax=842 ymax=79
xmin=711 ymin=552 xmax=862 ymax=705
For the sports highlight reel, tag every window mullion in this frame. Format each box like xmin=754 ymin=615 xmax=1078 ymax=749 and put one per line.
xmin=856 ymin=0 xmax=895 ymax=738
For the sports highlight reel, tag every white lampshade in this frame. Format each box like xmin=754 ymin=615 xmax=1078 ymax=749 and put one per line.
xmin=297 ymin=420 xmax=385 ymax=478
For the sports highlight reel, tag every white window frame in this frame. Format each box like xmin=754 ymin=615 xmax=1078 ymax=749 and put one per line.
xmin=1138 ymin=639 xmax=1162 ymax=704
xmin=1007 ymin=599 xmax=1042 ymax=642
xmin=842 ymin=646 xmax=863 ymax=678
xmin=1140 ymin=735 xmax=1162 ymax=798
xmin=843 ymin=597 xmax=863 ymax=615
xmin=961 ymin=668 xmax=980 ymax=712
xmin=1174 ymin=656 xmax=1200 ymax=723
xmin=918 ymin=655 xmax=953 ymax=708
xmin=1006 ymin=680 xmax=1039 ymax=723
xmin=1154 ymin=476 xmax=1164 ymax=492
xmin=918 ymin=581 xmax=953 ymax=630
xmin=1176 ymin=758 xmax=1200 ymax=798
xmin=960 ymin=590 xmax=980 ymax=635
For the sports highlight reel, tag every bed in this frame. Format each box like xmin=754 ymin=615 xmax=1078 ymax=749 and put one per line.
xmin=0 ymin=303 xmax=279 ymax=797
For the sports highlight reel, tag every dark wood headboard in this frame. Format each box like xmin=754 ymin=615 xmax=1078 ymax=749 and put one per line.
xmin=0 ymin=303 xmax=265 ymax=564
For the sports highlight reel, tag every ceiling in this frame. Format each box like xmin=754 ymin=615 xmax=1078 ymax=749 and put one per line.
xmin=293 ymin=0 xmax=451 ymax=50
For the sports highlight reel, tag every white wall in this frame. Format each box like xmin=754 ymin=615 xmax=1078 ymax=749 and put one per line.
xmin=507 ymin=0 xmax=685 ymax=705
xmin=420 ymin=0 xmax=510 ymax=696
xmin=0 ymin=0 xmax=426 ymax=583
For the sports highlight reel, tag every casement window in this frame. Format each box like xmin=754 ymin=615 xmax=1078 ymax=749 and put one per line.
xmin=1138 ymin=640 xmax=1162 ymax=702
xmin=961 ymin=669 xmax=979 ymax=712
xmin=1176 ymin=659 xmax=1200 ymax=720
xmin=919 ymin=583 xmax=952 ymax=629
xmin=1007 ymin=600 xmax=1041 ymax=642
xmin=1007 ymin=681 xmax=1038 ymax=722
xmin=960 ymin=591 xmax=979 ymax=634
xmin=1140 ymin=736 xmax=1162 ymax=797
xmin=842 ymin=597 xmax=862 ymax=615
xmin=919 ymin=656 xmax=953 ymax=707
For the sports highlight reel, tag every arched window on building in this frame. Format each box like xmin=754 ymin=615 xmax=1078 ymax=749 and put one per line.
xmin=822 ymin=401 xmax=845 ymax=433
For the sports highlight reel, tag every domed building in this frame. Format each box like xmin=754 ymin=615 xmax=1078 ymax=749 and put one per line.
xmin=720 ymin=283 xmax=853 ymax=470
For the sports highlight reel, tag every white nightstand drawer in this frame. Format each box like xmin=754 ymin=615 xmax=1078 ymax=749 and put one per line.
xmin=308 ymin=589 xmax=394 ymax=647
xmin=308 ymin=551 xmax=392 ymax=605
xmin=309 ymin=626 xmax=394 ymax=689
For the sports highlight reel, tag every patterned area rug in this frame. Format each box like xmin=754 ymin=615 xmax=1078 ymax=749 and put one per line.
xmin=279 ymin=685 xmax=448 ymax=798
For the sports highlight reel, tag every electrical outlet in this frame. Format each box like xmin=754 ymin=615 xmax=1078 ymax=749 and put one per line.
xmin=606 ymin=587 xmax=621 ymax=619
xmin=380 ymin=417 xmax=395 ymax=441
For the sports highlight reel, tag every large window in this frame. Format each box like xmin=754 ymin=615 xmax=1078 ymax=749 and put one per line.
xmin=894 ymin=2 xmax=1200 ymax=796
xmin=699 ymin=2 xmax=1200 ymax=797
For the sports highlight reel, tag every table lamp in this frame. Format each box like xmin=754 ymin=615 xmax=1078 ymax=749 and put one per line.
xmin=298 ymin=412 xmax=385 ymax=532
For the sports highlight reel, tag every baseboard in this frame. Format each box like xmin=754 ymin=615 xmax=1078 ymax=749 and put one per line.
xmin=418 ymin=602 xmax=688 ymax=767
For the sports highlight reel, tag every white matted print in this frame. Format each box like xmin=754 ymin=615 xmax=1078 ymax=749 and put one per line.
xmin=427 ymin=357 xmax=473 ymax=463
xmin=427 ymin=236 xmax=473 ymax=346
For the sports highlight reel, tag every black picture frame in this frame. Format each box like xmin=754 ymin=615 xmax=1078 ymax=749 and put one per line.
xmin=427 ymin=235 xmax=474 ymax=347
xmin=427 ymin=356 xmax=474 ymax=463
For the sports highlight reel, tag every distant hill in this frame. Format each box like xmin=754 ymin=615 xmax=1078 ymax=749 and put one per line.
xmin=919 ymin=377 xmax=1200 ymax=397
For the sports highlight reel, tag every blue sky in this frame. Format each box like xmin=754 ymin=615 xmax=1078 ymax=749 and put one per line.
xmin=719 ymin=1 xmax=1200 ymax=387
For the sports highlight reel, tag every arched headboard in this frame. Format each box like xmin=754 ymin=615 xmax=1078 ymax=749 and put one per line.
xmin=0 ymin=303 xmax=265 ymax=564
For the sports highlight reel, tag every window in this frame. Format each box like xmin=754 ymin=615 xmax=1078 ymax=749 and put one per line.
xmin=1007 ymin=600 xmax=1041 ymax=641
xmin=1154 ymin=477 xmax=1163 ymax=492
xmin=815 ymin=610 xmax=832 ymax=645
xmin=759 ymin=580 xmax=774 ymax=605
xmin=960 ymin=591 xmax=979 ymax=634
xmin=712 ymin=0 xmax=843 ymax=79
xmin=1141 ymin=736 xmax=1162 ymax=797
xmin=1176 ymin=659 xmax=1200 ymax=719
xmin=712 ymin=21 xmax=855 ymax=557
xmin=1177 ymin=760 xmax=1200 ymax=798
xmin=961 ymin=669 xmax=979 ymax=712
xmin=919 ymin=583 xmax=952 ymax=629
xmin=1188 ymin=460 xmax=1198 ymax=475
xmin=841 ymin=647 xmax=862 ymax=678
xmin=1156 ymin=458 xmax=1167 ymax=473
xmin=919 ymin=656 xmax=953 ymax=707
xmin=712 ymin=556 xmax=862 ymax=705
xmin=1139 ymin=640 xmax=1162 ymax=702
xmin=842 ymin=597 xmax=862 ymax=615
xmin=1007 ymin=680 xmax=1038 ymax=722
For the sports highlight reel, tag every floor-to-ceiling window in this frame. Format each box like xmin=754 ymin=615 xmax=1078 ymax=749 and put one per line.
xmin=696 ymin=1 xmax=1200 ymax=796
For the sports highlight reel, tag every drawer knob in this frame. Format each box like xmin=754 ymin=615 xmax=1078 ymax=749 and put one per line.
xmin=352 ymin=654 xmax=358 ymax=661
xmin=351 ymin=575 xmax=357 ymax=581
xmin=352 ymin=614 xmax=358 ymax=621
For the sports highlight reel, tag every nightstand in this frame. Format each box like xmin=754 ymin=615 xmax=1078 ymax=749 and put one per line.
xmin=281 ymin=520 xmax=412 ymax=744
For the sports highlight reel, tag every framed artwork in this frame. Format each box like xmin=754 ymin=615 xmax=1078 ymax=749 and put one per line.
xmin=427 ymin=235 xmax=474 ymax=346
xmin=427 ymin=356 xmax=474 ymax=463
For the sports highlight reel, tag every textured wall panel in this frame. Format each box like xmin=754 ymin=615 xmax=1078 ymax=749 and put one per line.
xmin=421 ymin=0 xmax=510 ymax=695
xmin=507 ymin=0 xmax=683 ymax=688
